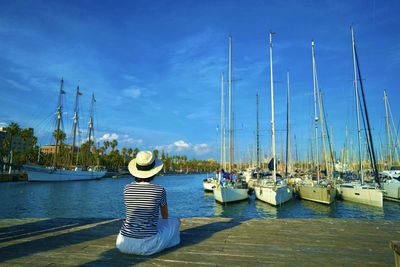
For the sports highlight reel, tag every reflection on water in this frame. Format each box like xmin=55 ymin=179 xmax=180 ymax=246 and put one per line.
xmin=300 ymin=199 xmax=334 ymax=217
xmin=0 ymin=174 xmax=398 ymax=220
xmin=254 ymin=199 xmax=278 ymax=217
xmin=214 ymin=200 xmax=252 ymax=218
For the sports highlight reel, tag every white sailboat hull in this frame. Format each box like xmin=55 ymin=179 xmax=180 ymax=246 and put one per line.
xmin=338 ymin=184 xmax=383 ymax=207
xmin=213 ymin=186 xmax=248 ymax=203
xmin=254 ymin=185 xmax=292 ymax=206
xmin=24 ymin=164 xmax=106 ymax=182
xmin=382 ymin=179 xmax=400 ymax=201
xmin=203 ymin=179 xmax=217 ymax=191
xmin=297 ymin=184 xmax=336 ymax=204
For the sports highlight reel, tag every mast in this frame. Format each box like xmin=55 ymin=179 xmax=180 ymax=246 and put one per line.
xmin=317 ymin=89 xmax=329 ymax=177
xmin=228 ymin=35 xmax=233 ymax=173
xmin=294 ymin=133 xmax=299 ymax=166
xmin=351 ymin=27 xmax=364 ymax=184
xmin=353 ymin=29 xmax=380 ymax=185
xmin=311 ymin=41 xmax=320 ymax=183
xmin=71 ymin=86 xmax=82 ymax=166
xmin=285 ymin=72 xmax=291 ymax=177
xmin=53 ymin=78 xmax=64 ymax=167
xmin=88 ymin=93 xmax=95 ymax=153
xmin=384 ymin=89 xmax=392 ymax=167
xmin=220 ymin=73 xmax=225 ymax=169
xmin=256 ymin=93 xmax=260 ymax=169
xmin=269 ymin=32 xmax=277 ymax=182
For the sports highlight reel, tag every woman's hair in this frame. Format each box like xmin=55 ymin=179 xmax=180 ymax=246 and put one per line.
xmin=134 ymin=176 xmax=155 ymax=183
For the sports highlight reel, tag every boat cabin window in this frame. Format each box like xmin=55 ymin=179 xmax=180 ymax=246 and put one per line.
xmin=340 ymin=185 xmax=354 ymax=188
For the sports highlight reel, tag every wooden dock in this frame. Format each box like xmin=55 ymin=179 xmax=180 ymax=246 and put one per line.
xmin=0 ymin=217 xmax=399 ymax=266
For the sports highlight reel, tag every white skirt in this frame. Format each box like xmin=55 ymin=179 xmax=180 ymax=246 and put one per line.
xmin=116 ymin=218 xmax=180 ymax=255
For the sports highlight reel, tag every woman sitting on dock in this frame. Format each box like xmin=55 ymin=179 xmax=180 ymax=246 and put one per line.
xmin=116 ymin=151 xmax=180 ymax=255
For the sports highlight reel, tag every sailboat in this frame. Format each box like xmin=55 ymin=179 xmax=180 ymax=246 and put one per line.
xmin=24 ymin=79 xmax=106 ymax=181
xmin=379 ymin=90 xmax=400 ymax=201
xmin=336 ymin=27 xmax=383 ymax=207
xmin=213 ymin=35 xmax=248 ymax=203
xmin=296 ymin=40 xmax=336 ymax=205
xmin=203 ymin=73 xmax=225 ymax=192
xmin=254 ymin=32 xmax=292 ymax=206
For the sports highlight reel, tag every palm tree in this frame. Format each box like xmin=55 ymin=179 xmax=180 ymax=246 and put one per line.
xmin=52 ymin=129 xmax=66 ymax=144
xmin=127 ymin=148 xmax=133 ymax=158
xmin=153 ymin=149 xmax=159 ymax=159
xmin=20 ymin=128 xmax=33 ymax=151
xmin=7 ymin=122 xmax=21 ymax=150
xmin=110 ymin=139 xmax=118 ymax=152
xmin=122 ymin=147 xmax=127 ymax=164
xmin=133 ymin=148 xmax=139 ymax=158
xmin=6 ymin=122 xmax=20 ymax=173
xmin=103 ymin=141 xmax=110 ymax=154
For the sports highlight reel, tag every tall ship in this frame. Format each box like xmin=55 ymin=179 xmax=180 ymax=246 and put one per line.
xmin=24 ymin=79 xmax=106 ymax=181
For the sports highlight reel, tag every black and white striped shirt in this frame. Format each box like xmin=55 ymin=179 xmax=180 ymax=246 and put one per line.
xmin=120 ymin=182 xmax=167 ymax=239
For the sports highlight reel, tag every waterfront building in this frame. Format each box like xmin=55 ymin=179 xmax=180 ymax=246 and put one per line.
xmin=0 ymin=127 xmax=35 ymax=152
xmin=40 ymin=144 xmax=74 ymax=154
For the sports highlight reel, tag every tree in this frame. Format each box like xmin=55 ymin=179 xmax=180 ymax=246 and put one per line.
xmin=122 ymin=147 xmax=127 ymax=164
xmin=128 ymin=148 xmax=133 ymax=158
xmin=20 ymin=128 xmax=32 ymax=148
xmin=110 ymin=139 xmax=118 ymax=152
xmin=153 ymin=149 xmax=159 ymax=159
xmin=103 ymin=141 xmax=110 ymax=154
xmin=53 ymin=129 xmax=66 ymax=144
xmin=133 ymin=148 xmax=139 ymax=158
xmin=7 ymin=122 xmax=21 ymax=151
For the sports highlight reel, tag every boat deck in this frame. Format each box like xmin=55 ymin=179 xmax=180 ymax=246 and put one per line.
xmin=0 ymin=217 xmax=398 ymax=266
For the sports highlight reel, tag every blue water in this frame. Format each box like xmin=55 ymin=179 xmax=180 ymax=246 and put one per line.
xmin=0 ymin=174 xmax=399 ymax=219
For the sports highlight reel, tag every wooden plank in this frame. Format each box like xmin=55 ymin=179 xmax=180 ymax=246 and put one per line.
xmin=0 ymin=218 xmax=398 ymax=266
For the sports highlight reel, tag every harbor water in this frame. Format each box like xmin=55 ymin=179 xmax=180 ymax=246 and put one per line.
xmin=0 ymin=174 xmax=399 ymax=220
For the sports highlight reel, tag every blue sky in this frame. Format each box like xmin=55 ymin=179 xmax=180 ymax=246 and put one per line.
xmin=0 ymin=0 xmax=399 ymax=161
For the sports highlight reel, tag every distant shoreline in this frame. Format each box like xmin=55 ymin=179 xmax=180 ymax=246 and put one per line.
xmin=0 ymin=170 xmax=211 ymax=182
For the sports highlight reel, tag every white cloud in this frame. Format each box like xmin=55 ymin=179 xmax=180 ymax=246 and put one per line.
xmin=2 ymin=78 xmax=31 ymax=91
xmin=120 ymin=137 xmax=143 ymax=145
xmin=123 ymin=87 xmax=141 ymax=98
xmin=174 ymin=140 xmax=190 ymax=152
xmin=98 ymin=133 xmax=119 ymax=142
xmin=156 ymin=140 xmax=212 ymax=157
xmin=193 ymin=143 xmax=212 ymax=155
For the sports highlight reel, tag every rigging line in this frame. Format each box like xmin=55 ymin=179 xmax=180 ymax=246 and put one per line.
xmin=320 ymin=92 xmax=336 ymax=172
xmin=387 ymin=98 xmax=400 ymax=162
xmin=354 ymin=43 xmax=380 ymax=185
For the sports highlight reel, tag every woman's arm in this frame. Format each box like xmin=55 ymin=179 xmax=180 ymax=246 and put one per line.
xmin=160 ymin=204 xmax=168 ymax=219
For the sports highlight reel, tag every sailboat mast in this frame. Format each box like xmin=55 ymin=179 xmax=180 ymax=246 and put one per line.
xmin=228 ymin=35 xmax=233 ymax=173
xmin=354 ymin=33 xmax=380 ymax=185
xmin=311 ymin=41 xmax=320 ymax=183
xmin=384 ymin=89 xmax=392 ymax=167
xmin=71 ymin=86 xmax=81 ymax=166
xmin=269 ymin=32 xmax=277 ymax=182
xmin=317 ymin=89 xmax=329 ymax=176
xmin=220 ymin=73 xmax=225 ymax=169
xmin=256 ymin=93 xmax=260 ymax=168
xmin=286 ymin=72 xmax=291 ymax=176
xmin=53 ymin=78 xmax=64 ymax=167
xmin=88 ymin=93 xmax=95 ymax=151
xmin=351 ymin=27 xmax=364 ymax=184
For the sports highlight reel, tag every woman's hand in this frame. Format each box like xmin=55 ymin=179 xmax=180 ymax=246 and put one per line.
xmin=160 ymin=204 xmax=168 ymax=219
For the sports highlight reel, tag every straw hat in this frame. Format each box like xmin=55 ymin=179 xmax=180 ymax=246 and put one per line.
xmin=128 ymin=151 xmax=163 ymax=179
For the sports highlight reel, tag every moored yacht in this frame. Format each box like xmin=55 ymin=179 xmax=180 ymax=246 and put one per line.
xmin=254 ymin=32 xmax=292 ymax=206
